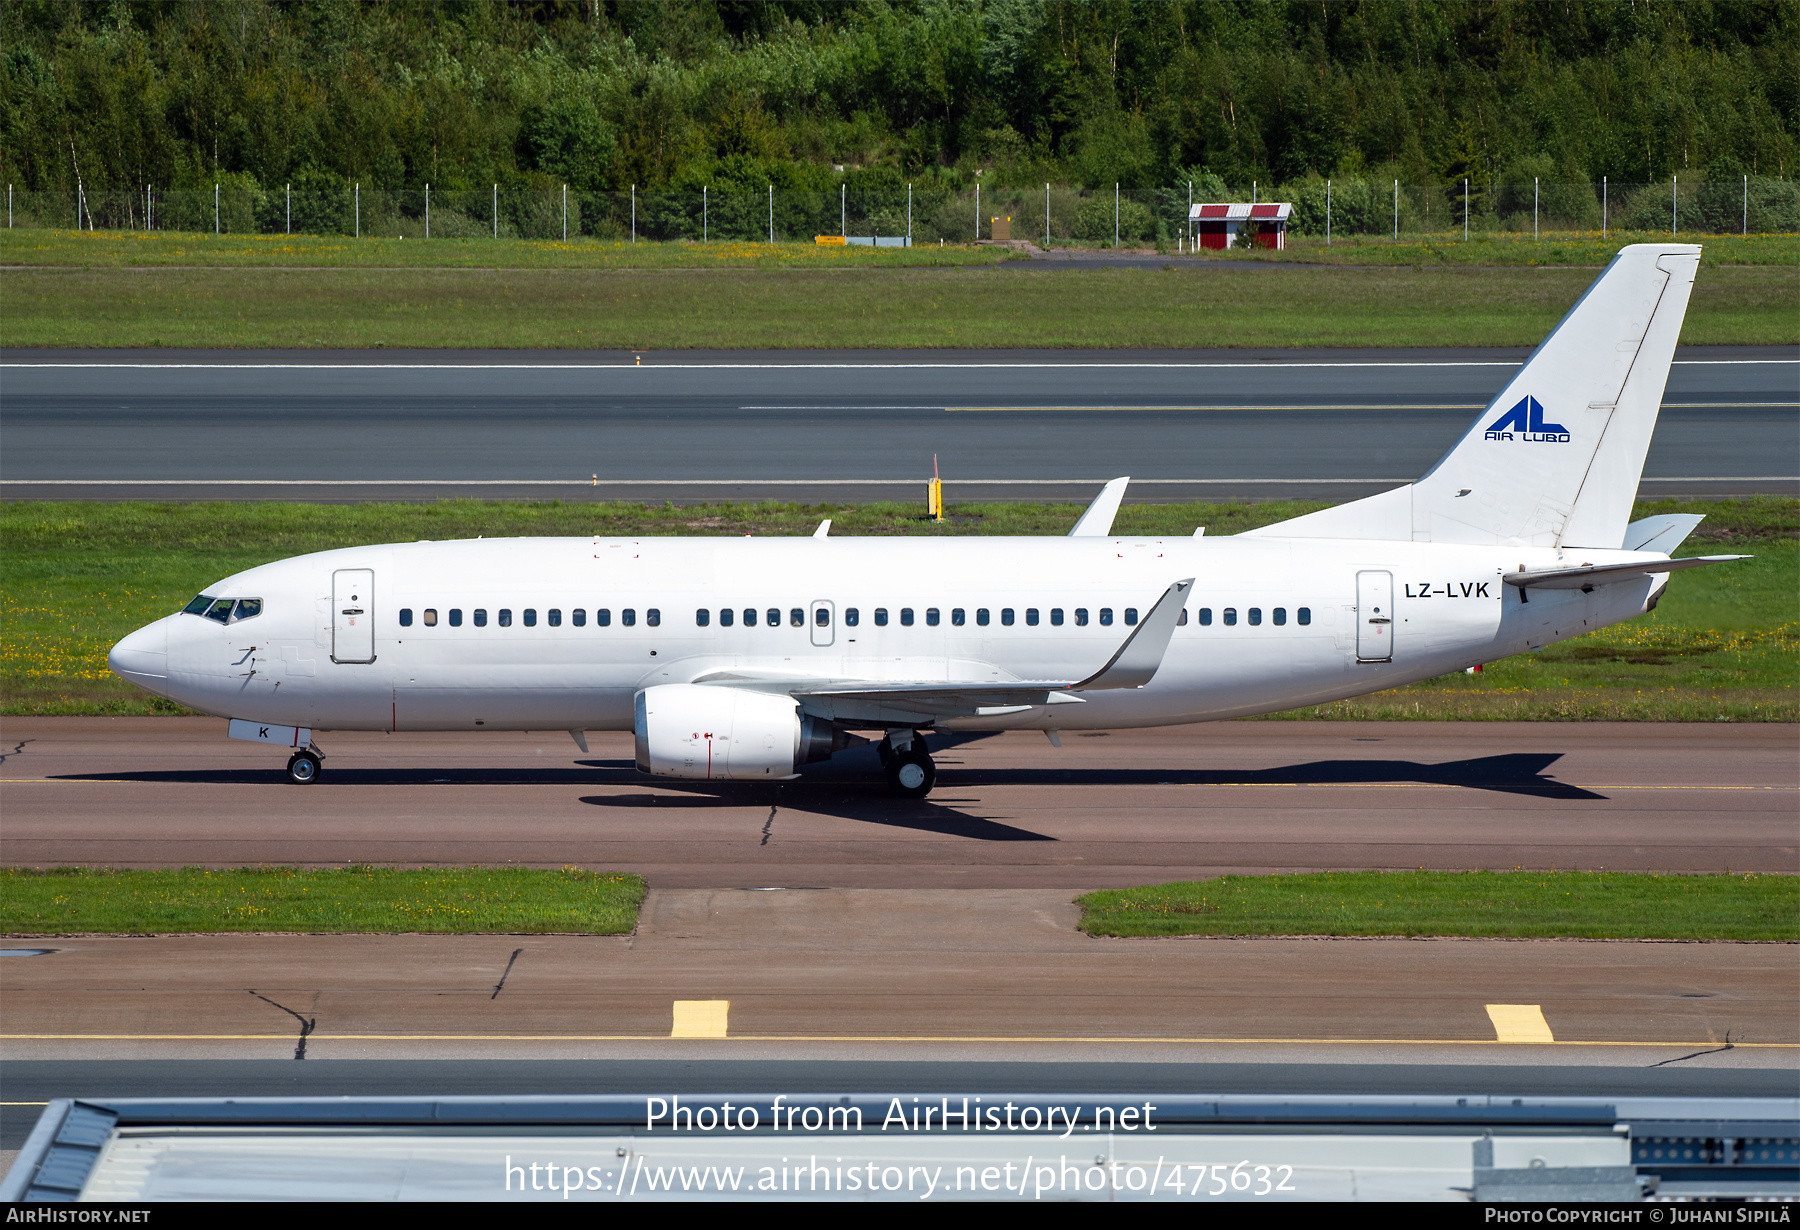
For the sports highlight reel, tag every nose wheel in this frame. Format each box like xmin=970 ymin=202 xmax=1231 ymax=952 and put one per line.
xmin=286 ymin=750 xmax=322 ymax=785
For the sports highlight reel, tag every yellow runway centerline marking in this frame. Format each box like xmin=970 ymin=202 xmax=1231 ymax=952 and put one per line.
xmin=3 ymin=1033 xmax=1792 ymax=1047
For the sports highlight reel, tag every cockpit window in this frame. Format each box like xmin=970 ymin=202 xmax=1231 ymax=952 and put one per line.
xmin=183 ymin=594 xmax=215 ymax=615
xmin=232 ymin=598 xmax=263 ymax=622
xmin=205 ymin=599 xmax=234 ymax=624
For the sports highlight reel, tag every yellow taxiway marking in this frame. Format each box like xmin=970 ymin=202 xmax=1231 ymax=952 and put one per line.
xmin=3 ymin=1033 xmax=1791 ymax=1048
xmin=1486 ymin=1004 xmax=1556 ymax=1044
xmin=671 ymin=1000 xmax=730 ymax=1040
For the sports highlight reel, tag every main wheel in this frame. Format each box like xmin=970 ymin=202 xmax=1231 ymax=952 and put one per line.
xmin=286 ymin=750 xmax=322 ymax=785
xmin=884 ymin=749 xmax=935 ymax=798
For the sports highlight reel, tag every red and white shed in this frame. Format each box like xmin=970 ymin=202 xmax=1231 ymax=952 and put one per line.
xmin=1189 ymin=202 xmax=1293 ymax=250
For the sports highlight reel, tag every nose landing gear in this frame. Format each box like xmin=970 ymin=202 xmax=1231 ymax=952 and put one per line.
xmin=879 ymin=729 xmax=935 ymax=798
xmin=286 ymin=748 xmax=324 ymax=785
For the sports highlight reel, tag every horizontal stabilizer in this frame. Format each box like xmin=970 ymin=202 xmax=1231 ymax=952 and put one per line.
xmin=1621 ymin=513 xmax=1704 ymax=554
xmin=1503 ymin=554 xmax=1748 ymax=591
xmin=1069 ymin=477 xmax=1130 ymax=537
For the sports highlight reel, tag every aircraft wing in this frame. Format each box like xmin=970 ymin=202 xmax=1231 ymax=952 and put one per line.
xmin=687 ymin=577 xmax=1194 ymax=723
xmin=1502 ymin=554 xmax=1748 ymax=591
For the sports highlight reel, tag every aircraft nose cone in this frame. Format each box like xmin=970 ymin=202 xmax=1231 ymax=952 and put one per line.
xmin=109 ymin=620 xmax=169 ymax=688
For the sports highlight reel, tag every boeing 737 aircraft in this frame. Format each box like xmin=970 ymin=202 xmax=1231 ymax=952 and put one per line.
xmin=110 ymin=244 xmax=1742 ymax=795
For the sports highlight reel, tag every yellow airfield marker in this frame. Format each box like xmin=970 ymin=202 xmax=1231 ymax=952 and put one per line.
xmin=671 ymin=1000 xmax=730 ymax=1039
xmin=1486 ymin=1004 xmax=1556 ymax=1043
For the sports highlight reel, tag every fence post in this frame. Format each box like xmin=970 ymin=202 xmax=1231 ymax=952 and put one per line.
xmin=631 ymin=185 xmax=636 ymax=243
xmin=1392 ymin=179 xmax=1397 ymax=240
xmin=703 ymin=186 xmax=707 ymax=242
xmin=1188 ymin=179 xmax=1192 ymax=249
xmin=7 ymin=184 xmax=10 ymax=229
xmin=1463 ymin=179 xmax=1468 ymax=241
xmin=355 ymin=183 xmax=360 ymax=238
xmin=1672 ymin=175 xmax=1676 ymax=236
xmin=494 ymin=184 xmax=498 ymax=239
xmin=1114 ymin=182 xmax=1118 ymax=247
xmin=425 ymin=184 xmax=430 ymax=239
xmin=1744 ymin=174 xmax=1748 ymax=234
xmin=976 ymin=182 xmax=980 ymax=241
xmin=768 ymin=184 xmax=772 ymax=244
xmin=1045 ymin=182 xmax=1050 ymax=247
xmin=214 ymin=182 xmax=219 ymax=235
xmin=1602 ymin=176 xmax=1606 ymax=240
xmin=562 ymin=184 xmax=567 ymax=241
xmin=1326 ymin=179 xmax=1331 ymax=246
xmin=285 ymin=183 xmax=290 ymax=234
xmin=908 ymin=183 xmax=913 ymax=245
xmin=841 ymin=182 xmax=845 ymax=237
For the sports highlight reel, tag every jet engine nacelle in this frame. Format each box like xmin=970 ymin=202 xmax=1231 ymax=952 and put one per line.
xmin=634 ymin=683 xmax=865 ymax=780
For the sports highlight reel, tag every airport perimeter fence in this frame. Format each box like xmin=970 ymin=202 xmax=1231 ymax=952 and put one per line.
xmin=9 ymin=177 xmax=1797 ymax=245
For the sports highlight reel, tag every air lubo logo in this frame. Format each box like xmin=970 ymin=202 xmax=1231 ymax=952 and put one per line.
xmin=1483 ymin=395 xmax=1570 ymax=443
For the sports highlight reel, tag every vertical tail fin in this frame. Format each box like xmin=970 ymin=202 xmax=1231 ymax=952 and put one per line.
xmin=1246 ymin=243 xmax=1702 ymax=547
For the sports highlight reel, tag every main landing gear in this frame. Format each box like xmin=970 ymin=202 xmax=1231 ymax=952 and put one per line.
xmin=878 ymin=729 xmax=935 ymax=799
xmin=286 ymin=747 xmax=324 ymax=785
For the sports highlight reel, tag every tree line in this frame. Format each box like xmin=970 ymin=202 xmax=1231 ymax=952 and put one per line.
xmin=3 ymin=0 xmax=1794 ymax=208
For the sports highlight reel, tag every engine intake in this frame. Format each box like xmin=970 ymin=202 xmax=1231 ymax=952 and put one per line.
xmin=634 ymin=684 xmax=865 ymax=780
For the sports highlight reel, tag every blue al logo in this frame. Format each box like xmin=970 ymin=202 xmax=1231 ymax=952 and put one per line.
xmin=1484 ymin=395 xmax=1570 ymax=443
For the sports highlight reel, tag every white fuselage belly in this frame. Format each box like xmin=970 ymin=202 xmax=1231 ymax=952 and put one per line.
xmin=144 ymin=535 xmax=1658 ymax=733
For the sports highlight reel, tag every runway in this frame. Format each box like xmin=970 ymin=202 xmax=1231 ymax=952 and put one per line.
xmin=2 ymin=346 xmax=1793 ymax=502
xmin=2 ymin=719 xmax=1793 ymax=885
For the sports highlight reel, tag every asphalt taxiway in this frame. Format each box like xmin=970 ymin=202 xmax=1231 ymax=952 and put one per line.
xmin=2 ymin=346 xmax=1793 ymax=502
xmin=2 ymin=719 xmax=1791 ymax=885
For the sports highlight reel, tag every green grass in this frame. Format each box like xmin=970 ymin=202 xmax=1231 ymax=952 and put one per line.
xmin=2 ymin=497 xmax=1793 ymax=718
xmin=0 ymin=865 xmax=647 ymax=934
xmin=1076 ymin=871 xmax=1797 ymax=940
xmin=2 ymin=259 xmax=1792 ymax=350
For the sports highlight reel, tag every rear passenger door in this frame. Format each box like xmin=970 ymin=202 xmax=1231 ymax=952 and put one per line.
xmin=1356 ymin=570 xmax=1393 ymax=663
xmin=332 ymin=569 xmax=376 ymax=664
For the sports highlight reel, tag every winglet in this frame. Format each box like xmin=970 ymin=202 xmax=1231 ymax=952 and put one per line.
xmin=1072 ymin=578 xmax=1192 ymax=690
xmin=1069 ymin=477 xmax=1130 ymax=537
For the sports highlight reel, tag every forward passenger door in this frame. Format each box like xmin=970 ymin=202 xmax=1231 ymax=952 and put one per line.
xmin=332 ymin=569 xmax=376 ymax=664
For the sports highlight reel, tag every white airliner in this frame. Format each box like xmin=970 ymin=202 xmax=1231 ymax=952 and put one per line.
xmin=110 ymin=244 xmax=1742 ymax=795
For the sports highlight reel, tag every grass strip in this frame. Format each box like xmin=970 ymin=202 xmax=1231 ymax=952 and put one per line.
xmin=3 ymin=497 xmax=1792 ymax=718
xmin=2 ymin=262 xmax=1792 ymax=349
xmin=3 ymin=228 xmax=1792 ymax=270
xmin=0 ymin=865 xmax=646 ymax=935
xmin=1076 ymin=871 xmax=1797 ymax=940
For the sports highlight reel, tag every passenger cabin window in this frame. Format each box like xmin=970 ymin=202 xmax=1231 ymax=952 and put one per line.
xmin=875 ymin=609 xmax=889 ymax=626
xmin=572 ymin=610 xmax=586 ymax=627
xmin=1025 ymin=609 xmax=1039 ymax=626
xmin=647 ymin=609 xmax=661 ymax=627
xmin=696 ymin=609 xmax=710 ymax=627
xmin=622 ymin=609 xmax=636 ymax=627
xmin=789 ymin=608 xmax=803 ymax=627
xmin=1051 ymin=609 xmax=1064 ymax=626
xmin=976 ymin=609 xmax=990 ymax=626
xmin=1198 ymin=608 xmax=1212 ymax=626
xmin=423 ymin=609 xmax=438 ymax=627
xmin=1125 ymin=608 xmax=1139 ymax=626
xmin=474 ymin=609 xmax=488 ymax=627
xmin=1248 ymin=608 xmax=1262 ymax=626
xmin=742 ymin=609 xmax=755 ymax=627
xmin=1075 ymin=608 xmax=1088 ymax=626
xmin=597 ymin=609 xmax=611 ymax=627
xmin=1298 ymin=607 xmax=1312 ymax=626
xmin=523 ymin=609 xmax=537 ymax=627
xmin=1099 ymin=608 xmax=1113 ymax=626
xmin=720 ymin=609 xmax=734 ymax=627
xmin=184 ymin=594 xmax=215 ymax=616
xmin=450 ymin=609 xmax=464 ymax=627
xmin=1223 ymin=608 xmax=1237 ymax=626
xmin=1001 ymin=609 xmax=1015 ymax=626
xmin=1273 ymin=608 xmax=1286 ymax=626
xmin=925 ymin=608 xmax=939 ymax=626
xmin=233 ymin=599 xmax=262 ymax=622
xmin=900 ymin=608 xmax=915 ymax=627
xmin=845 ymin=608 xmax=859 ymax=627
xmin=951 ymin=609 xmax=965 ymax=626
xmin=548 ymin=609 xmax=562 ymax=627
xmin=766 ymin=608 xmax=779 ymax=627
xmin=1176 ymin=609 xmax=1187 ymax=626
xmin=499 ymin=609 xmax=513 ymax=627
xmin=816 ymin=608 xmax=830 ymax=627
xmin=399 ymin=609 xmax=413 ymax=627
